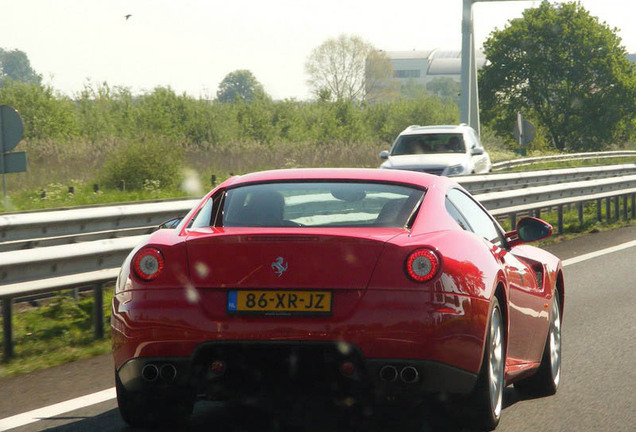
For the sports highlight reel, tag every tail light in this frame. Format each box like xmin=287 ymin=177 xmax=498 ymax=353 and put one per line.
xmin=132 ymin=247 xmax=165 ymax=281
xmin=405 ymin=248 xmax=440 ymax=282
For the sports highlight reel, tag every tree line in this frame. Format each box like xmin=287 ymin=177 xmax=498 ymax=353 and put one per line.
xmin=0 ymin=79 xmax=459 ymax=146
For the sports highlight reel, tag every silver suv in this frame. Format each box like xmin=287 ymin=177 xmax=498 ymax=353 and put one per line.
xmin=379 ymin=124 xmax=492 ymax=176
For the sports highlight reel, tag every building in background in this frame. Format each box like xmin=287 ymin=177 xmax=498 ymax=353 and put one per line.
xmin=365 ymin=49 xmax=486 ymax=103
xmin=386 ymin=49 xmax=487 ymax=85
xmin=367 ymin=49 xmax=634 ymax=102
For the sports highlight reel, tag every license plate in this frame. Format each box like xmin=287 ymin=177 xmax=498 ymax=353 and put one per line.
xmin=227 ymin=290 xmax=332 ymax=315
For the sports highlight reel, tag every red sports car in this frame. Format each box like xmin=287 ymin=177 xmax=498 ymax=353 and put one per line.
xmin=111 ymin=168 xmax=563 ymax=430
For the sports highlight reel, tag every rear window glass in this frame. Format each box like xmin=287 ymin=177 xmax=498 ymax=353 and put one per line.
xmin=391 ymin=133 xmax=465 ymax=155
xmin=218 ymin=182 xmax=424 ymax=228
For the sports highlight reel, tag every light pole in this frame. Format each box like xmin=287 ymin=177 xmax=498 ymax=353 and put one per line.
xmin=460 ymin=0 xmax=531 ymax=136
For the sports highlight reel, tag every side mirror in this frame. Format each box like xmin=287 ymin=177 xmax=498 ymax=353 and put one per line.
xmin=158 ymin=216 xmax=183 ymax=230
xmin=471 ymin=147 xmax=484 ymax=156
xmin=379 ymin=150 xmax=389 ymax=160
xmin=506 ymin=217 xmax=552 ymax=247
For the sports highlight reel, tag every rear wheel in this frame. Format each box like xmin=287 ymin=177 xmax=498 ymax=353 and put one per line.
xmin=115 ymin=371 xmax=194 ymax=428
xmin=514 ymin=294 xmax=562 ymax=396
xmin=463 ymin=297 xmax=505 ymax=431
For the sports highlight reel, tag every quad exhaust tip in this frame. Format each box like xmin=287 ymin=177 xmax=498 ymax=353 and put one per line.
xmin=379 ymin=365 xmax=398 ymax=382
xmin=160 ymin=363 xmax=177 ymax=382
xmin=141 ymin=364 xmax=159 ymax=382
xmin=379 ymin=365 xmax=420 ymax=383
xmin=141 ymin=363 xmax=177 ymax=383
xmin=400 ymin=366 xmax=419 ymax=384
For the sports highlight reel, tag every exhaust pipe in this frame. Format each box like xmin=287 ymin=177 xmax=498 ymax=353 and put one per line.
xmin=141 ymin=363 xmax=159 ymax=382
xmin=400 ymin=366 xmax=419 ymax=384
xmin=160 ymin=363 xmax=177 ymax=382
xmin=379 ymin=365 xmax=398 ymax=382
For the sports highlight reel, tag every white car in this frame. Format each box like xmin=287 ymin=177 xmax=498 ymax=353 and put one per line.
xmin=379 ymin=124 xmax=492 ymax=176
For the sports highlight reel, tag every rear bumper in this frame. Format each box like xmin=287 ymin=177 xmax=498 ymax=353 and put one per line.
xmin=117 ymin=341 xmax=478 ymax=405
xmin=112 ymin=287 xmax=489 ymax=398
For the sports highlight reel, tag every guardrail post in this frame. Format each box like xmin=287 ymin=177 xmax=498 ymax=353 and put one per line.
xmin=577 ymin=202 xmax=584 ymax=225
xmin=606 ymin=198 xmax=611 ymax=223
xmin=614 ymin=197 xmax=620 ymax=221
xmin=93 ymin=284 xmax=104 ymax=340
xmin=510 ymin=213 xmax=517 ymax=229
xmin=596 ymin=199 xmax=602 ymax=222
xmin=2 ymin=299 xmax=13 ymax=362
xmin=623 ymin=195 xmax=628 ymax=220
xmin=632 ymin=193 xmax=635 ymax=219
xmin=557 ymin=205 xmax=564 ymax=235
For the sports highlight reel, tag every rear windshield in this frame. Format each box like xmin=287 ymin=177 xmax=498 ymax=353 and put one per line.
xmin=391 ymin=133 xmax=465 ymax=155
xmin=217 ymin=182 xmax=424 ymax=228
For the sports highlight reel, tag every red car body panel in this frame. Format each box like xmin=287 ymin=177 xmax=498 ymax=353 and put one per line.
xmin=111 ymin=168 xmax=563 ymax=399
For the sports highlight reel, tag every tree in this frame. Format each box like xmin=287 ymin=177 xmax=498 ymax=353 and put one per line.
xmin=365 ymin=50 xmax=399 ymax=102
xmin=216 ymin=70 xmax=267 ymax=104
xmin=479 ymin=1 xmax=636 ymax=151
xmin=305 ymin=34 xmax=394 ymax=102
xmin=0 ymin=48 xmax=42 ymax=86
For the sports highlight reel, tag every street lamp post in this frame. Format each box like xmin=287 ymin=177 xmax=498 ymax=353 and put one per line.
xmin=460 ymin=0 xmax=531 ymax=136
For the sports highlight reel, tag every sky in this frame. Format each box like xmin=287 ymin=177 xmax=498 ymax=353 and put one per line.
xmin=1 ymin=0 xmax=635 ymax=101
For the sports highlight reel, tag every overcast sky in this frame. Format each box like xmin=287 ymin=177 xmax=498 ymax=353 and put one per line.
xmin=1 ymin=0 xmax=634 ymax=100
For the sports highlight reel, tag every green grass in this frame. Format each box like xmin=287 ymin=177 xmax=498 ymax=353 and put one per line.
xmin=2 ymin=141 xmax=634 ymax=214
xmin=1 ymin=182 xmax=195 ymax=213
xmin=0 ymin=287 xmax=114 ymax=378
xmin=502 ymin=156 xmax=636 ymax=172
xmin=497 ymin=199 xmax=635 ymax=245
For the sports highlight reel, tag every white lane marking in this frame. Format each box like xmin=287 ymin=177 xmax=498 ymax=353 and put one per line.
xmin=0 ymin=239 xmax=634 ymax=430
xmin=0 ymin=387 xmax=115 ymax=432
xmin=563 ymin=239 xmax=636 ymax=267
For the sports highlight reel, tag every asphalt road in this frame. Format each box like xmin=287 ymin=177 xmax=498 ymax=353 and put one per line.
xmin=1 ymin=225 xmax=634 ymax=432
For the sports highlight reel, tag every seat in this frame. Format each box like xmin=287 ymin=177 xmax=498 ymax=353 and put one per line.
xmin=448 ymin=136 xmax=463 ymax=152
xmin=375 ymin=199 xmax=407 ymax=227
xmin=244 ymin=190 xmax=286 ymax=226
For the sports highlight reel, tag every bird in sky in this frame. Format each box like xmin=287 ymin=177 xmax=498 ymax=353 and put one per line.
xmin=125 ymin=14 xmax=132 ymax=20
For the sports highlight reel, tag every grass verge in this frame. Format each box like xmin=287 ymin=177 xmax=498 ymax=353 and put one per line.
xmin=0 ymin=287 xmax=114 ymax=379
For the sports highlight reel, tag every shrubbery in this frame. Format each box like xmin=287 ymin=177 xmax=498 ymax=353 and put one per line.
xmin=1 ymin=79 xmax=465 ymax=192
xmin=0 ymin=80 xmax=460 ymax=146
xmin=99 ymin=139 xmax=185 ymax=190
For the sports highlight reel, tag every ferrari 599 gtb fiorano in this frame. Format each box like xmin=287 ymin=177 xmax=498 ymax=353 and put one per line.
xmin=111 ymin=168 xmax=563 ymax=430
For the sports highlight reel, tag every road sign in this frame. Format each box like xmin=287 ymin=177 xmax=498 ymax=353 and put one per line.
xmin=0 ymin=105 xmax=24 ymax=152
xmin=514 ymin=112 xmax=537 ymax=146
xmin=0 ymin=105 xmax=27 ymax=205
xmin=2 ymin=151 xmax=27 ymax=174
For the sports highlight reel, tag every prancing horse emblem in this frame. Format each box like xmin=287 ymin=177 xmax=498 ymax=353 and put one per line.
xmin=271 ymin=257 xmax=288 ymax=277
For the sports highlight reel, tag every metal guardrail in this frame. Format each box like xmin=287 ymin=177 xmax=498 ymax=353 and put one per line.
xmin=0 ymin=199 xmax=199 ymax=243
xmin=459 ymin=163 xmax=636 ymax=194
xmin=1 ymin=165 xmax=634 ymax=251
xmin=474 ymin=175 xmax=636 ymax=210
xmin=1 ymin=236 xmax=146 ymax=286
xmin=1 ymin=172 xmax=635 ymax=361
xmin=0 ymin=226 xmax=154 ymax=253
xmin=492 ymin=150 xmax=636 ymax=170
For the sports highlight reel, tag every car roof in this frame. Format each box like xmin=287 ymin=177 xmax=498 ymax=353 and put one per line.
xmin=399 ymin=124 xmax=472 ymax=136
xmin=219 ymin=168 xmax=456 ymax=190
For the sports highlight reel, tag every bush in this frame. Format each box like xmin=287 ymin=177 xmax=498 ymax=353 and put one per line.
xmin=100 ymin=139 xmax=185 ymax=190
xmin=0 ymin=80 xmax=78 ymax=139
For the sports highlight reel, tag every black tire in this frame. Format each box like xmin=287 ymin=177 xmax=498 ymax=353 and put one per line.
xmin=463 ymin=297 xmax=505 ymax=431
xmin=115 ymin=370 xmax=194 ymax=428
xmin=514 ymin=294 xmax=562 ymax=397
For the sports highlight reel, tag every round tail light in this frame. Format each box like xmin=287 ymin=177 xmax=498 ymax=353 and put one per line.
xmin=133 ymin=247 xmax=165 ymax=281
xmin=406 ymin=248 xmax=440 ymax=282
